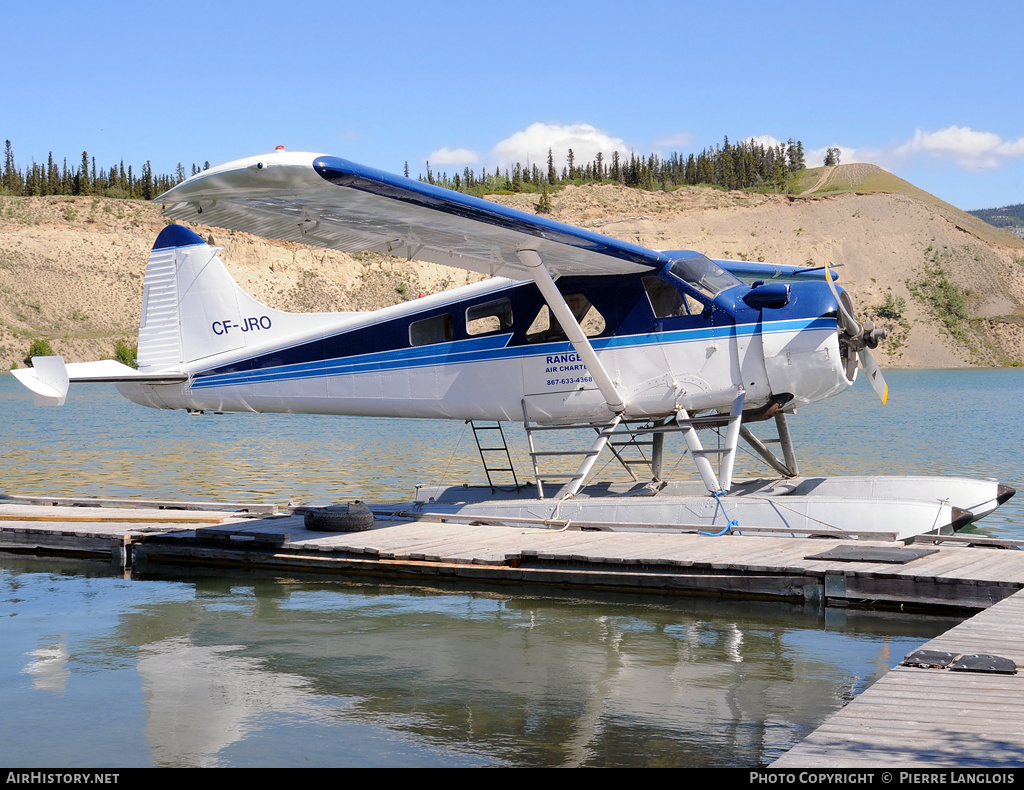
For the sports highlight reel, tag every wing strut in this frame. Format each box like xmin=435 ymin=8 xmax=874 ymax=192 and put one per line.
xmin=517 ymin=248 xmax=625 ymax=414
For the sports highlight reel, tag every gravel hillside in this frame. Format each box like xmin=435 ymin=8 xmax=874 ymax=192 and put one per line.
xmin=1 ymin=174 xmax=1022 ymax=370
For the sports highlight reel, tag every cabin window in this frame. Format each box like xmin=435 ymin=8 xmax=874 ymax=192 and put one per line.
xmin=466 ymin=298 xmax=513 ymax=336
xmin=409 ymin=313 xmax=453 ymax=346
xmin=526 ymin=294 xmax=606 ymax=343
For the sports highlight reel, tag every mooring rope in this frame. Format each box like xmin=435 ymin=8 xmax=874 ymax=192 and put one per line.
xmin=702 ymin=490 xmax=739 ymax=536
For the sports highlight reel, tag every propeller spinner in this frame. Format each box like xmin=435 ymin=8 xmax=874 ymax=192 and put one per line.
xmin=824 ymin=260 xmax=889 ymax=404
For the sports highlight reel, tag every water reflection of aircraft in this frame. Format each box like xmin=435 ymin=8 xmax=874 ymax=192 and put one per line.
xmin=12 ymin=149 xmax=1013 ymax=538
xmin=114 ymin=578 xmax=930 ymax=767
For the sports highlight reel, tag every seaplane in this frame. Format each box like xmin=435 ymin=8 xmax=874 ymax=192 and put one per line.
xmin=12 ymin=148 xmax=1015 ymax=540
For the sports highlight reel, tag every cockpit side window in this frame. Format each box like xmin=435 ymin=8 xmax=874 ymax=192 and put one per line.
xmin=643 ymin=276 xmax=702 ymax=318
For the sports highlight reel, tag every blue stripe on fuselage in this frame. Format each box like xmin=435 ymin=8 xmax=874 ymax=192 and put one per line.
xmin=190 ymin=316 xmax=836 ymax=390
xmin=192 ymin=332 xmax=514 ymax=388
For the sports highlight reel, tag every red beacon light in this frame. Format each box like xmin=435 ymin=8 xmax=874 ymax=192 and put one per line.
xmin=275 ymin=145 xmax=286 ymax=152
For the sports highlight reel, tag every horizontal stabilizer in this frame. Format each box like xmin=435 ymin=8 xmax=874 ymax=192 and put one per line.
xmin=12 ymin=356 xmax=70 ymax=406
xmin=12 ymin=357 xmax=186 ymax=407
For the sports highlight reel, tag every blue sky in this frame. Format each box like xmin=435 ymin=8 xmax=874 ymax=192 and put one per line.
xmin=3 ymin=0 xmax=1022 ymax=210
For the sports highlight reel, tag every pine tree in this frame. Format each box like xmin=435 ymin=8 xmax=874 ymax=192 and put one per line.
xmin=3 ymin=140 xmax=15 ymax=193
xmin=46 ymin=153 xmax=58 ymax=194
xmin=141 ymin=160 xmax=153 ymax=200
xmin=537 ymin=185 xmax=552 ymax=214
xmin=78 ymin=151 xmax=91 ymax=195
xmin=772 ymin=148 xmax=788 ymax=192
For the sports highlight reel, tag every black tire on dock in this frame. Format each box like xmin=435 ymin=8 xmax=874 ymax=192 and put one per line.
xmin=304 ymin=502 xmax=375 ymax=532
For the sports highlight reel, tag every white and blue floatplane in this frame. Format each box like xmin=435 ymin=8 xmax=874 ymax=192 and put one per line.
xmin=13 ymin=149 xmax=1014 ymax=540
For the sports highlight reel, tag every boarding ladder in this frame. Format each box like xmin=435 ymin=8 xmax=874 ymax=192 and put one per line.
xmin=522 ymin=391 xmax=747 ymax=498
xmin=523 ymin=412 xmax=624 ymax=499
xmin=602 ymin=420 xmax=667 ymax=482
xmin=468 ymin=421 xmax=521 ymax=493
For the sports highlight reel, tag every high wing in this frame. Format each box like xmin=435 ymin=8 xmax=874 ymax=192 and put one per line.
xmin=159 ymin=150 xmax=671 ymax=279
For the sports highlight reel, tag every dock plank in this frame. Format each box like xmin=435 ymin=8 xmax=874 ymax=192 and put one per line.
xmin=895 ymin=550 xmax=1012 ymax=581
xmin=6 ymin=500 xmax=1024 ymax=609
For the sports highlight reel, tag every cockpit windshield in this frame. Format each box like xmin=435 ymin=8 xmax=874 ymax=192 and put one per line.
xmin=667 ymin=253 xmax=743 ymax=297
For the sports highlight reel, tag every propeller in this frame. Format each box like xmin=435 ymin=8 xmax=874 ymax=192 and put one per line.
xmin=823 ymin=260 xmax=889 ymax=404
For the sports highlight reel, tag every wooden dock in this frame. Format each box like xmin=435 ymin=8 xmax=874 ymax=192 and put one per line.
xmin=2 ymin=495 xmax=1024 ymax=610
xmin=0 ymin=495 xmax=273 ymax=566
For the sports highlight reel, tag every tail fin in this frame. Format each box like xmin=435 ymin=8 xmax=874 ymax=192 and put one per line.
xmin=14 ymin=226 xmax=320 ymax=406
xmin=139 ymin=225 xmax=318 ymax=370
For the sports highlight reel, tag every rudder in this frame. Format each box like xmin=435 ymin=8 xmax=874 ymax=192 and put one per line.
xmin=138 ymin=225 xmax=300 ymax=370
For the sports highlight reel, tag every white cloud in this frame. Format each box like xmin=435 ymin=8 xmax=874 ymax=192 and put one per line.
xmin=745 ymin=135 xmax=784 ymax=150
xmin=491 ymin=122 xmax=630 ymax=171
xmin=894 ymin=126 xmax=1024 ymax=170
xmin=426 ymin=146 xmax=480 ymax=166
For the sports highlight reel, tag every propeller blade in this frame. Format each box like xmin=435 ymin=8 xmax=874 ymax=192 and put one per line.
xmin=821 ymin=261 xmax=888 ymax=403
xmin=822 ymin=258 xmax=841 ymax=296
xmin=822 ymin=260 xmax=861 ymax=336
xmin=859 ymin=348 xmax=888 ymax=404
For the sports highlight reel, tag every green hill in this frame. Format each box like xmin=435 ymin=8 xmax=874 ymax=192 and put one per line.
xmin=968 ymin=204 xmax=1024 ymax=237
xmin=793 ymin=164 xmax=1023 ymax=248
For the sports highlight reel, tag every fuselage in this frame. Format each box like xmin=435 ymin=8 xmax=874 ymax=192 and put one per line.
xmin=117 ymin=248 xmax=854 ymax=423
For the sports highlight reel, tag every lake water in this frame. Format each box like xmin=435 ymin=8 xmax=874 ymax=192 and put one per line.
xmin=0 ymin=369 xmax=1021 ymax=767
